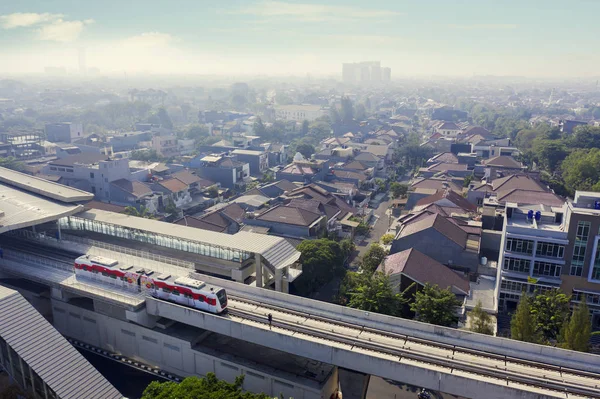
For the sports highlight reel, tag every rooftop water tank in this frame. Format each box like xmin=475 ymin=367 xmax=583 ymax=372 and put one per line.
xmin=480 ymin=256 xmax=488 ymax=265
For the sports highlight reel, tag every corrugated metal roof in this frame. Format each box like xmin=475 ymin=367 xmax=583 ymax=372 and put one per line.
xmin=78 ymin=209 xmax=301 ymax=270
xmin=0 ymin=181 xmax=85 ymax=234
xmin=0 ymin=167 xmax=93 ymax=203
xmin=0 ymin=285 xmax=123 ymax=399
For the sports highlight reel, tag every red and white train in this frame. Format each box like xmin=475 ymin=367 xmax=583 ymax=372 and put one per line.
xmin=74 ymin=255 xmax=228 ymax=314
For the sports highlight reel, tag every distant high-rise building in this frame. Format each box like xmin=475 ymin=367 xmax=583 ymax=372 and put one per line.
xmin=382 ymin=67 xmax=391 ymax=82
xmin=342 ymin=61 xmax=389 ymax=85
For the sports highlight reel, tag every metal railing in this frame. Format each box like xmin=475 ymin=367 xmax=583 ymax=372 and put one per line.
xmin=7 ymin=230 xmax=195 ymax=270
xmin=0 ymin=248 xmax=146 ymax=308
xmin=3 ymin=249 xmax=73 ymax=273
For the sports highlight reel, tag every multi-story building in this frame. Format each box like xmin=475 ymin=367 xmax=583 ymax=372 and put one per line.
xmin=44 ymin=122 xmax=83 ymax=143
xmin=152 ymin=134 xmax=178 ymax=157
xmin=341 ymin=62 xmax=391 ymax=85
xmin=273 ymin=104 xmax=327 ymax=122
xmin=196 ymin=154 xmax=250 ymax=189
xmin=231 ymin=149 xmax=269 ymax=175
xmin=43 ymin=153 xmax=131 ymax=199
xmin=497 ymin=191 xmax=600 ymax=328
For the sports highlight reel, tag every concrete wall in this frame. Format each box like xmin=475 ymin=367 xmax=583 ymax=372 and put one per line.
xmin=173 ymin=269 xmax=600 ymax=376
xmin=51 ymin=299 xmax=331 ymax=399
xmin=480 ymin=229 xmax=502 ymax=261
xmin=146 ymin=298 xmax=570 ymax=399
xmin=197 ymin=167 xmax=236 ymax=189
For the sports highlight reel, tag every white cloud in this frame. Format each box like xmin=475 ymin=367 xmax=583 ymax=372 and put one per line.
xmin=0 ymin=12 xmax=62 ymax=29
xmin=447 ymin=24 xmax=518 ymax=30
xmin=235 ymin=1 xmax=402 ymax=22
xmin=121 ymin=32 xmax=174 ymax=48
xmin=38 ymin=18 xmax=92 ymax=42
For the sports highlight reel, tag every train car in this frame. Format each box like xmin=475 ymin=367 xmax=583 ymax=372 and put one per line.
xmin=144 ymin=273 xmax=228 ymax=314
xmin=74 ymin=255 xmax=141 ymax=292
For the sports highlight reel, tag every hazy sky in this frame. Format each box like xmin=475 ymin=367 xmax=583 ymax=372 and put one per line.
xmin=1 ymin=0 xmax=599 ymax=77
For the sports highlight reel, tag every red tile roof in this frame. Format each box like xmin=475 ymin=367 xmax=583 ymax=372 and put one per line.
xmin=415 ymin=189 xmax=477 ymax=213
xmin=379 ymin=248 xmax=470 ymax=294
xmin=110 ymin=179 xmax=152 ymax=198
xmin=256 ymin=204 xmax=321 ymax=227
xmin=483 ymin=156 xmax=522 ymax=168
xmin=171 ymin=169 xmax=202 ymax=185
xmin=399 ymin=213 xmax=468 ymax=248
xmin=158 ymin=177 xmax=188 ymax=193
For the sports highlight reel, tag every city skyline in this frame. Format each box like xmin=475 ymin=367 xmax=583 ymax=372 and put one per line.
xmin=0 ymin=0 xmax=600 ymax=77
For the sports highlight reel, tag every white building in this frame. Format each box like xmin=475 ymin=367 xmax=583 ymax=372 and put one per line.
xmin=274 ymin=104 xmax=327 ymax=122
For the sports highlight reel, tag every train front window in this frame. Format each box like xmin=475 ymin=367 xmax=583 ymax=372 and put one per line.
xmin=216 ymin=289 xmax=227 ymax=306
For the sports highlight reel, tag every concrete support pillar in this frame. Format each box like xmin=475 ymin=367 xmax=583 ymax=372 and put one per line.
xmin=56 ymin=220 xmax=62 ymax=240
xmin=31 ymin=225 xmax=36 ymax=233
xmin=255 ymin=254 xmax=262 ymax=288
xmin=275 ymin=268 xmax=282 ymax=292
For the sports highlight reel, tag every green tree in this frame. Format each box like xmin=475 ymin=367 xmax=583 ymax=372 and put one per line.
xmin=531 ymin=289 xmax=571 ymax=342
xmin=185 ymin=124 xmax=209 ymax=140
xmin=468 ymin=301 xmax=493 ymax=335
xmin=296 ymin=143 xmax=315 ymax=159
xmin=410 ymin=284 xmax=461 ymax=327
xmin=294 ymin=239 xmax=345 ymax=295
xmin=462 ymin=175 xmax=473 ymax=188
xmin=0 ymin=157 xmax=24 ymax=171
xmin=130 ymin=149 xmax=163 ymax=162
xmin=149 ymin=107 xmax=173 ymax=129
xmin=380 ymin=233 xmax=395 ymax=246
xmin=561 ymin=148 xmax=600 ymax=192
xmin=124 ymin=206 xmax=155 ymax=219
xmin=164 ymin=198 xmax=178 ymax=215
xmin=340 ymin=96 xmax=354 ymax=123
xmin=301 ymin=120 xmax=309 ymax=136
xmin=510 ymin=294 xmax=539 ymax=343
xmin=253 ymin=117 xmax=267 ymax=137
xmin=360 ymin=243 xmax=388 ymax=274
xmin=390 ymin=182 xmax=408 ymax=198
xmin=339 ymin=238 xmax=355 ymax=259
xmin=347 ymin=272 xmax=411 ymax=317
xmin=142 ymin=373 xmax=270 ymax=399
xmin=532 ymin=139 xmax=567 ymax=172
xmin=560 ymin=300 xmax=593 ymax=352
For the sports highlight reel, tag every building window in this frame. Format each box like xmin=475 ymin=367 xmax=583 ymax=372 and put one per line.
xmin=505 ymin=238 xmax=534 ymax=255
xmin=536 ymin=242 xmax=565 ymax=259
xmin=90 ymin=172 xmax=95 ymax=178
xmin=91 ymin=186 xmax=96 ymax=194
xmin=533 ymin=261 xmax=561 ymax=278
xmin=570 ymin=221 xmax=590 ymax=276
xmin=503 ymin=257 xmax=530 ymax=273
xmin=501 ymin=280 xmax=526 ymax=292
xmin=50 ymin=167 xmax=57 ymax=171
xmin=576 ymin=221 xmax=591 ymax=242
xmin=592 ymin=243 xmax=600 ymax=280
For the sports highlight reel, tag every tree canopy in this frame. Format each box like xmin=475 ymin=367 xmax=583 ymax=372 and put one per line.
xmin=359 ymin=243 xmax=388 ymax=274
xmin=530 ymin=289 xmax=571 ymax=342
xmin=560 ymin=300 xmax=593 ymax=352
xmin=293 ymin=239 xmax=345 ymax=295
xmin=141 ymin=374 xmax=270 ymax=399
xmin=346 ymin=271 xmax=410 ymax=317
xmin=511 ymin=295 xmax=539 ymax=343
xmin=468 ymin=301 xmax=494 ymax=335
xmin=410 ymin=284 xmax=461 ymax=327
xmin=389 ymin=182 xmax=408 ymax=199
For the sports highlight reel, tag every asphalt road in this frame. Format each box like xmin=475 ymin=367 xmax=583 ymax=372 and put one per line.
xmin=351 ymin=195 xmax=393 ymax=267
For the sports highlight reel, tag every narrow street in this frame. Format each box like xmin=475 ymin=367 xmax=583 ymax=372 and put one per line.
xmin=351 ymin=195 xmax=392 ymax=267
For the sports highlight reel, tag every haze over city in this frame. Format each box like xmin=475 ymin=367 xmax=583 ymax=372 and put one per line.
xmin=1 ymin=0 xmax=600 ymax=77
xmin=2 ymin=1 xmax=600 ymax=399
